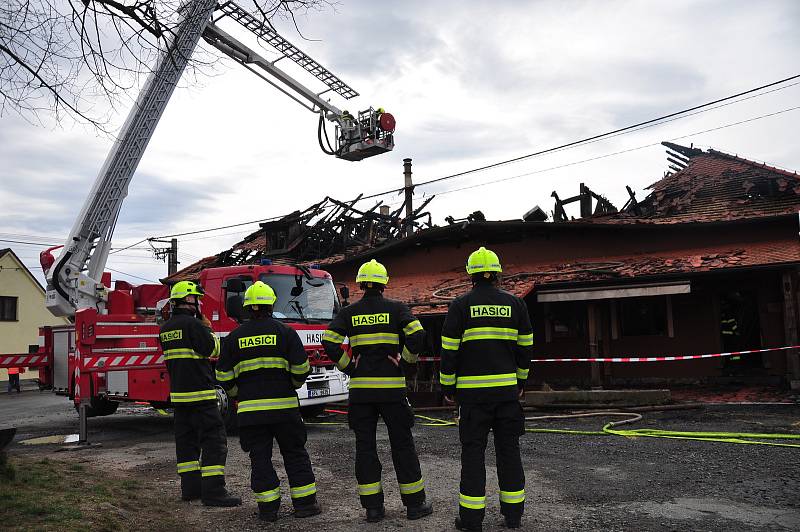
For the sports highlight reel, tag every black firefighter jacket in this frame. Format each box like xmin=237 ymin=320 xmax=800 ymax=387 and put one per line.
xmin=159 ymin=308 xmax=221 ymax=406
xmin=215 ymin=316 xmax=311 ymax=425
xmin=321 ymin=291 xmax=425 ymax=404
xmin=439 ymin=283 xmax=533 ymax=404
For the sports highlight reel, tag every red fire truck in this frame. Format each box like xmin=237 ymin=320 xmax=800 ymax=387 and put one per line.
xmin=3 ymin=261 xmax=348 ymax=426
xmin=0 ymin=1 xmax=392 ymax=434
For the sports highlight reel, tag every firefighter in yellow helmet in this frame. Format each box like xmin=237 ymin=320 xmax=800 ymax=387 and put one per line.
xmin=321 ymin=259 xmax=433 ymax=523
xmin=215 ymin=281 xmax=321 ymax=522
xmin=158 ymin=281 xmax=241 ymax=506
xmin=440 ymin=247 xmax=533 ymax=530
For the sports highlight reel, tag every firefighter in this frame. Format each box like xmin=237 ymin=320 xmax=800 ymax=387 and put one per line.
xmin=158 ymin=280 xmax=241 ymax=507
xmin=215 ymin=281 xmax=322 ymax=522
xmin=440 ymin=247 xmax=533 ymax=531
xmin=6 ymin=367 xmax=21 ymax=393
xmin=321 ymin=259 xmax=433 ymax=523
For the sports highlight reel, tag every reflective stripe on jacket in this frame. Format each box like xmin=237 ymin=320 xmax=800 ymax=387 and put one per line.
xmin=322 ymin=291 xmax=425 ymax=403
xmin=159 ymin=308 xmax=220 ymax=406
xmin=215 ymin=316 xmax=310 ymax=425
xmin=439 ymin=283 xmax=533 ymax=403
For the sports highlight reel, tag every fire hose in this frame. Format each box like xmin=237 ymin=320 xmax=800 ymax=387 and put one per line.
xmin=310 ymin=409 xmax=800 ymax=448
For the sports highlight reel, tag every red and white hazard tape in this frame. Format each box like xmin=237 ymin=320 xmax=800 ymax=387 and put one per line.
xmin=418 ymin=345 xmax=800 ymax=364
xmin=0 ymin=354 xmax=49 ymax=368
xmin=531 ymin=345 xmax=800 ymax=363
xmin=82 ymin=354 xmax=165 ymax=371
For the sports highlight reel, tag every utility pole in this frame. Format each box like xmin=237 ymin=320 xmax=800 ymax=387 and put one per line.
xmin=168 ymin=238 xmax=178 ymax=276
xmin=403 ymin=158 xmax=413 ymax=237
xmin=150 ymin=238 xmax=180 ymax=276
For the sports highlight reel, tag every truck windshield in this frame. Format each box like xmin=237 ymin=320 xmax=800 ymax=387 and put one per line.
xmin=258 ymin=273 xmax=337 ymax=321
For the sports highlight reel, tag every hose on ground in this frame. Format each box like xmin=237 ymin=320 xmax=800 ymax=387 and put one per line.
xmin=317 ymin=408 xmax=800 ymax=447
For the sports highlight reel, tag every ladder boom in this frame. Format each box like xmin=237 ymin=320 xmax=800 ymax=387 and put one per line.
xmin=45 ymin=0 xmax=218 ymax=317
xmin=203 ymin=23 xmax=343 ymax=117
xmin=215 ymin=1 xmax=358 ymax=99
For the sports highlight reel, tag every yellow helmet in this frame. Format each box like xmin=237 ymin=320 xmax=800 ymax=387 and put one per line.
xmin=466 ymin=246 xmax=502 ymax=275
xmin=243 ymin=281 xmax=277 ymax=307
xmin=170 ymin=280 xmax=204 ymax=300
xmin=356 ymin=259 xmax=389 ymax=285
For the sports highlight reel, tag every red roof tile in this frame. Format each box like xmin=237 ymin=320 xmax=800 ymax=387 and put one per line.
xmin=589 ymin=144 xmax=800 ymax=224
xmin=355 ymin=237 xmax=800 ymax=314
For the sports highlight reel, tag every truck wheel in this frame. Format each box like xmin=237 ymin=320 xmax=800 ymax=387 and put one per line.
xmin=70 ymin=376 xmax=119 ymax=417
xmin=216 ymin=386 xmax=238 ymax=434
xmin=300 ymin=404 xmax=326 ymax=419
xmin=90 ymin=396 xmax=120 ymax=417
xmin=74 ymin=396 xmax=120 ymax=417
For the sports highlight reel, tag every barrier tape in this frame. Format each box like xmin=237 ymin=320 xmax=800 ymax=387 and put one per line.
xmin=418 ymin=345 xmax=800 ymax=364
xmin=0 ymin=354 xmax=49 ymax=368
xmin=532 ymin=345 xmax=800 ymax=363
xmin=82 ymin=354 xmax=165 ymax=371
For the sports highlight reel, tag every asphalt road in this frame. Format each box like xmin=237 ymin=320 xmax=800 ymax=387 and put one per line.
xmin=3 ymin=391 xmax=800 ymax=531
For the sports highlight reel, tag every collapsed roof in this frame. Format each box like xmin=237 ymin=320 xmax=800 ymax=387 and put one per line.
xmin=167 ymin=142 xmax=800 ymax=293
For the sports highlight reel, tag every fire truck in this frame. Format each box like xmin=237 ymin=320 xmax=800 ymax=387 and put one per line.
xmin=0 ymin=1 xmax=393 ymax=432
xmin=20 ymin=260 xmax=349 ymax=425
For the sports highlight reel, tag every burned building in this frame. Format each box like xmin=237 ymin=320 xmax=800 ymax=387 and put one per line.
xmin=319 ymin=143 xmax=800 ymax=388
xmin=170 ymin=142 xmax=800 ymax=389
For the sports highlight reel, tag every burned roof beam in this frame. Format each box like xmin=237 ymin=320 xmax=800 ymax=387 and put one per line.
xmin=661 ymin=141 xmax=702 ymax=158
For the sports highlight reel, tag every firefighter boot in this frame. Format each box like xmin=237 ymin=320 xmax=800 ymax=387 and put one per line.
xmin=406 ymin=499 xmax=433 ymax=520
xmin=455 ymin=517 xmax=483 ymax=531
xmin=180 ymin=473 xmax=201 ymax=501
xmin=258 ymin=503 xmax=279 ymax=522
xmin=201 ymin=477 xmax=242 ymax=507
xmin=293 ymin=501 xmax=322 ymax=518
xmin=504 ymin=515 xmax=521 ymax=529
xmin=366 ymin=506 xmax=385 ymax=523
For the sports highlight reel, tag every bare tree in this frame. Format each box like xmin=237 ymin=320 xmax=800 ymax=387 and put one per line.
xmin=0 ymin=0 xmax=329 ymax=130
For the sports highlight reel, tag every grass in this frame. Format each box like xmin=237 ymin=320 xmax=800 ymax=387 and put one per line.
xmin=0 ymin=456 xmax=188 ymax=531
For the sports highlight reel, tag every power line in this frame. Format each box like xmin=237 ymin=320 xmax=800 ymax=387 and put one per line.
xmin=23 ymin=262 xmax=157 ymax=283
xmin=10 ymin=75 xmax=799 ymax=256
xmin=431 ymin=105 xmax=800 ymax=199
xmin=109 ymin=238 xmax=149 ymax=255
xmin=351 ymin=73 xmax=800 ymax=202
xmin=105 ymin=267 xmax=158 ymax=283
xmin=132 ymin=76 xmax=800 ymax=243
xmin=0 ymin=238 xmax=60 ymax=247
xmin=180 ymin=228 xmax=261 ymax=242
xmin=0 ymin=237 xmax=150 ymax=252
xmin=151 ymin=214 xmax=286 ymax=240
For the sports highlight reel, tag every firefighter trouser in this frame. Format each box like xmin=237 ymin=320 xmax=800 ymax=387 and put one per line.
xmin=348 ymin=401 xmax=426 ymax=509
xmin=458 ymin=401 xmax=525 ymax=525
xmin=7 ymin=374 xmax=20 ymax=393
xmin=239 ymin=413 xmax=317 ymax=512
xmin=174 ymin=404 xmax=228 ymax=497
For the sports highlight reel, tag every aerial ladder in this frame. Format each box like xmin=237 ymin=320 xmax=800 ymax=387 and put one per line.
xmin=45 ymin=0 xmax=396 ymax=316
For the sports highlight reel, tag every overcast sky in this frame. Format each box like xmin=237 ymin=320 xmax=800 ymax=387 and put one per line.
xmin=1 ymin=0 xmax=799 ymax=287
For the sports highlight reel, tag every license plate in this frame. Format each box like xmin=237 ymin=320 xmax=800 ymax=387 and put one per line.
xmin=308 ymin=388 xmax=330 ymax=398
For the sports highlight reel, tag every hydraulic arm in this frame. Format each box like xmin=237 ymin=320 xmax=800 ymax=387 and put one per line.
xmin=45 ymin=0 xmax=218 ymax=317
xmin=45 ymin=1 xmax=395 ymax=318
xmin=204 ymin=2 xmax=395 ymax=161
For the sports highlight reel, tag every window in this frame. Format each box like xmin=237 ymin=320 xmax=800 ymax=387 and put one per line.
xmin=545 ymin=302 xmax=586 ymax=341
xmin=619 ymin=297 xmax=666 ymax=336
xmin=258 ymin=273 xmax=337 ymax=321
xmin=0 ymin=296 xmax=18 ymax=321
